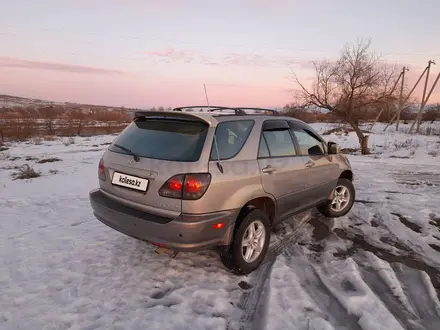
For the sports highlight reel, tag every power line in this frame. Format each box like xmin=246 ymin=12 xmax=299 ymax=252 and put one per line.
xmin=2 ymin=24 xmax=440 ymax=58
xmin=0 ymin=25 xmax=326 ymax=53
xmin=1 ymin=32 xmax=435 ymax=71
xmin=0 ymin=33 xmax=328 ymax=69
xmin=1 ymin=28 xmax=438 ymax=72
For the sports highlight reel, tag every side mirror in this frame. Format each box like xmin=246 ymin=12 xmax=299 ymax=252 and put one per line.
xmin=328 ymin=141 xmax=340 ymax=154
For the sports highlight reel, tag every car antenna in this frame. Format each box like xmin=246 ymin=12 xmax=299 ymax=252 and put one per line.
xmin=204 ymin=84 xmax=223 ymax=174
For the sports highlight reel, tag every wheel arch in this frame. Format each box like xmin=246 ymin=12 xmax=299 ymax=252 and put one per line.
xmin=238 ymin=196 xmax=277 ymax=227
xmin=219 ymin=194 xmax=277 ymax=247
xmin=339 ymin=169 xmax=353 ymax=181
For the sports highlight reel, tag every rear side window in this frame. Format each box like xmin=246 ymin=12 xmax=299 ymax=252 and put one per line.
xmin=108 ymin=119 xmax=209 ymax=162
xmin=261 ymin=130 xmax=297 ymax=157
xmin=210 ymin=120 xmax=254 ymax=160
xmin=258 ymin=137 xmax=270 ymax=158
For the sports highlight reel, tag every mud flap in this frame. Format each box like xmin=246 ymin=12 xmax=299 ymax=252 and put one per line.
xmin=329 ymin=189 xmax=335 ymax=200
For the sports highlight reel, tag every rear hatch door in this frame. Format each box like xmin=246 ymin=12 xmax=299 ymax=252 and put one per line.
xmin=100 ymin=115 xmax=211 ymax=219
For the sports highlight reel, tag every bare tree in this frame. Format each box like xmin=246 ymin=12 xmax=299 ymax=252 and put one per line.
xmin=39 ymin=106 xmax=59 ymax=135
xmin=0 ymin=110 xmax=7 ymax=141
xmin=294 ymin=38 xmax=401 ymax=154
xmin=12 ymin=108 xmax=37 ymax=140
xmin=433 ymin=103 xmax=440 ymax=124
xmin=67 ymin=108 xmax=88 ymax=136
xmin=282 ymin=99 xmax=307 ymax=117
xmin=424 ymin=103 xmax=440 ymax=123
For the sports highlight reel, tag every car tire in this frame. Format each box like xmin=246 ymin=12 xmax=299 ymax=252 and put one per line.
xmin=219 ymin=209 xmax=271 ymax=275
xmin=317 ymin=178 xmax=355 ymax=218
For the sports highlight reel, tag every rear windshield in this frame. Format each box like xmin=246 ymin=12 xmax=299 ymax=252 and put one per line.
xmin=108 ymin=119 xmax=209 ymax=162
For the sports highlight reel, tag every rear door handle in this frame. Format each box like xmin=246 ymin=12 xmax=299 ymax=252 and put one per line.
xmin=262 ymin=165 xmax=277 ymax=174
xmin=305 ymin=161 xmax=315 ymax=168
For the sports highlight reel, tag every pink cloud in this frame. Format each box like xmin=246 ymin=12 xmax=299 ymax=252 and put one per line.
xmin=145 ymin=49 xmax=315 ymax=68
xmin=145 ymin=49 xmax=194 ymax=63
xmin=0 ymin=56 xmax=123 ymax=75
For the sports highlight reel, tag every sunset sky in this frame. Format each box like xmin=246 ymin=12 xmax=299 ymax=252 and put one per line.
xmin=1 ymin=0 xmax=439 ymax=108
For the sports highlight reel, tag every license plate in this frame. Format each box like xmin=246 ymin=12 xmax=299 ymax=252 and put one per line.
xmin=111 ymin=172 xmax=148 ymax=191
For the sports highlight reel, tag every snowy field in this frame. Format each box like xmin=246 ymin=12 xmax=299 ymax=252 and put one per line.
xmin=1 ymin=121 xmax=440 ymax=330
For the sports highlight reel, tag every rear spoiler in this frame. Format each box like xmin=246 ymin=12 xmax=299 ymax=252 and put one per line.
xmin=133 ymin=111 xmax=217 ymax=127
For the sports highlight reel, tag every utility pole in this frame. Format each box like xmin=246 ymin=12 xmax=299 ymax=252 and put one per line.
xmin=414 ymin=71 xmax=440 ymax=132
xmin=384 ymin=65 xmax=428 ymax=131
xmin=370 ymin=70 xmax=403 ymax=130
xmin=396 ymin=66 xmax=409 ymax=130
xmin=409 ymin=60 xmax=435 ymax=133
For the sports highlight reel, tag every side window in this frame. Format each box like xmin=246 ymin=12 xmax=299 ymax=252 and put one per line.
xmin=210 ymin=120 xmax=254 ymax=160
xmin=292 ymin=128 xmax=326 ymax=156
xmin=258 ymin=136 xmax=270 ymax=158
xmin=261 ymin=130 xmax=296 ymax=157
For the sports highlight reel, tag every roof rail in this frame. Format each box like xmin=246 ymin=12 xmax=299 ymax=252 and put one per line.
xmin=173 ymin=106 xmax=247 ymax=115
xmin=235 ymin=107 xmax=280 ymax=116
xmin=172 ymin=106 xmax=278 ymax=116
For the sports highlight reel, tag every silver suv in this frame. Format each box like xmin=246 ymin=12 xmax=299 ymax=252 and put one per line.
xmin=89 ymin=106 xmax=355 ymax=274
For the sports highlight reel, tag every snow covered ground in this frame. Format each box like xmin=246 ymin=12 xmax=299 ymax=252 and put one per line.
xmin=0 ymin=121 xmax=439 ymax=330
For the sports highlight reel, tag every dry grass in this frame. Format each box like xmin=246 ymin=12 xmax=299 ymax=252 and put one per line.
xmin=0 ymin=107 xmax=131 ymax=142
xmin=399 ymin=125 xmax=440 ymax=136
xmin=322 ymin=126 xmax=371 ymax=136
xmin=11 ymin=164 xmax=41 ymax=180
xmin=392 ymin=138 xmax=421 ymax=150
xmin=37 ymin=157 xmax=62 ymax=164
xmin=63 ymin=137 xmax=75 ymax=146
xmin=384 ymin=137 xmax=423 ymax=157
xmin=43 ymin=135 xmax=58 ymax=141
xmin=32 ymin=137 xmax=43 ymax=145
xmin=1 ymin=164 xmax=20 ymax=170
xmin=0 ymin=151 xmax=10 ymax=160
xmin=322 ymin=127 xmax=350 ymax=135
xmin=422 ymin=126 xmax=440 ymax=136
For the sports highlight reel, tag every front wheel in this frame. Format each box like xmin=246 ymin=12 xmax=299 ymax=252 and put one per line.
xmin=219 ymin=209 xmax=271 ymax=275
xmin=318 ymin=178 xmax=355 ymax=218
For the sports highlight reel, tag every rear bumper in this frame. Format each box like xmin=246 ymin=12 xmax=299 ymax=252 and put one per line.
xmin=89 ymin=189 xmax=239 ymax=252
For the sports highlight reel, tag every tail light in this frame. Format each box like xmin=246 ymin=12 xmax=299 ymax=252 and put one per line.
xmin=159 ymin=175 xmax=185 ymax=199
xmin=98 ymin=158 xmax=106 ymax=180
xmin=158 ymin=173 xmax=211 ymax=200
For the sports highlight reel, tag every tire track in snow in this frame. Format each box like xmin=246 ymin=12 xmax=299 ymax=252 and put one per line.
xmin=330 ymin=229 xmax=440 ymax=330
xmin=282 ymin=245 xmax=362 ymax=330
xmin=325 ymin=208 xmax=440 ymax=330
xmin=311 ymin=258 xmax=406 ymax=330
xmin=247 ymin=271 xmax=271 ymax=330
xmin=352 ymin=252 xmax=423 ymax=330
xmin=236 ymin=213 xmax=312 ymax=330
xmin=330 ymin=223 xmax=440 ymax=330
xmin=391 ymin=263 xmax=440 ymax=330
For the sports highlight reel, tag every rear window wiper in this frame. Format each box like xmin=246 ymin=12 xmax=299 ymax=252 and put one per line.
xmin=112 ymin=143 xmax=140 ymax=161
